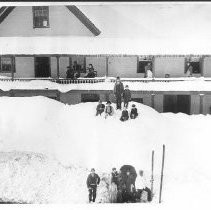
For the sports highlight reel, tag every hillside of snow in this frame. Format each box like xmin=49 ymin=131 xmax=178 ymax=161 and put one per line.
xmin=0 ymin=96 xmax=211 ymax=204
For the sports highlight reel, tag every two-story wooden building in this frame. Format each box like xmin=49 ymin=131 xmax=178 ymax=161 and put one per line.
xmin=1 ymin=4 xmax=211 ymax=115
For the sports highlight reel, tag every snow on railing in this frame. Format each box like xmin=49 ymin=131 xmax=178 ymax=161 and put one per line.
xmin=0 ymin=76 xmax=210 ymax=83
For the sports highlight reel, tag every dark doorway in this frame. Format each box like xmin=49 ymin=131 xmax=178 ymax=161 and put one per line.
xmin=163 ymin=95 xmax=190 ymax=114
xmin=81 ymin=93 xmax=100 ymax=102
xmin=35 ymin=57 xmax=51 ymax=77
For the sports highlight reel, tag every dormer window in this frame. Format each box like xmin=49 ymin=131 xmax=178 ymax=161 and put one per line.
xmin=33 ymin=6 xmax=49 ymax=28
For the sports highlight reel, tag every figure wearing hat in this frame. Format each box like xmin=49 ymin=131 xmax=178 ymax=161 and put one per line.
xmin=123 ymin=85 xmax=131 ymax=108
xmin=66 ymin=66 xmax=75 ymax=79
xmin=113 ymin=76 xmax=124 ymax=110
xmin=130 ymin=104 xmax=138 ymax=119
xmin=96 ymin=100 xmax=105 ymax=116
xmin=105 ymin=101 xmax=114 ymax=118
xmin=86 ymin=168 xmax=100 ymax=203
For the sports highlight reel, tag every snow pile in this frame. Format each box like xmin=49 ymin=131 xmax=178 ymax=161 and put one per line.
xmin=0 ymin=151 xmax=112 ymax=204
xmin=0 ymin=96 xmax=211 ymax=204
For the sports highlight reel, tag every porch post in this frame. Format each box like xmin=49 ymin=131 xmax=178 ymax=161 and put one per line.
xmin=11 ymin=56 xmax=15 ymax=81
xmin=199 ymin=93 xmax=204 ymax=114
xmin=152 ymin=56 xmax=155 ymax=79
xmin=106 ymin=56 xmax=109 ymax=77
xmin=56 ymin=56 xmax=60 ymax=79
xmin=151 ymin=93 xmax=155 ymax=109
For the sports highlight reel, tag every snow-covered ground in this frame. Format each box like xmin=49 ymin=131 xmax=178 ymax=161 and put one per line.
xmin=0 ymin=96 xmax=211 ymax=205
xmin=0 ymin=77 xmax=211 ymax=92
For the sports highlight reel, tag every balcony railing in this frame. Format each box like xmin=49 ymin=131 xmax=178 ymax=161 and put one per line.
xmin=0 ymin=77 xmax=210 ymax=83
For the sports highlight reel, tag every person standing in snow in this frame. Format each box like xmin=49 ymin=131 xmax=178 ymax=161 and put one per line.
xmin=120 ymin=107 xmax=129 ymax=122
xmin=105 ymin=101 xmax=114 ymax=118
xmin=111 ymin=168 xmax=119 ymax=186
xmin=96 ymin=100 xmax=105 ymax=116
xmin=109 ymin=168 xmax=119 ymax=203
xmin=130 ymin=104 xmax=138 ymax=119
xmin=113 ymin=77 xmax=124 ymax=110
xmin=86 ymin=168 xmax=100 ymax=203
xmin=135 ymin=170 xmax=152 ymax=202
xmin=123 ymin=170 xmax=136 ymax=202
xmin=123 ymin=85 xmax=131 ymax=108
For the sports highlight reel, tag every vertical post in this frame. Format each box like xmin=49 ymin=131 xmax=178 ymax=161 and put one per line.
xmin=152 ymin=56 xmax=155 ymax=79
xmin=199 ymin=94 xmax=204 ymax=114
xmin=106 ymin=56 xmax=109 ymax=77
xmin=56 ymin=56 xmax=60 ymax=79
xmin=151 ymin=150 xmax=154 ymax=198
xmin=159 ymin=144 xmax=165 ymax=203
xmin=11 ymin=56 xmax=15 ymax=81
xmin=151 ymin=93 xmax=155 ymax=109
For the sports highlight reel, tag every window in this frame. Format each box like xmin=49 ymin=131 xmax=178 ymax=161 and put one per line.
xmin=33 ymin=6 xmax=49 ymax=28
xmin=131 ymin=98 xmax=143 ymax=104
xmin=0 ymin=56 xmax=15 ymax=73
xmin=81 ymin=94 xmax=100 ymax=102
xmin=185 ymin=57 xmax=201 ymax=74
xmin=137 ymin=57 xmax=153 ymax=74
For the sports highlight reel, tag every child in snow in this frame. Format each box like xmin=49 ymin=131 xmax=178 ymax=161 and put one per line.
xmin=120 ymin=107 xmax=129 ymax=122
xmin=130 ymin=104 xmax=138 ymax=119
xmin=123 ymin=85 xmax=131 ymax=108
xmin=96 ymin=100 xmax=105 ymax=116
xmin=105 ymin=101 xmax=114 ymax=118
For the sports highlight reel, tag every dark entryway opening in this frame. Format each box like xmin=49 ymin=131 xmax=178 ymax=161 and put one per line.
xmin=35 ymin=57 xmax=51 ymax=77
xmin=131 ymin=98 xmax=143 ymax=104
xmin=163 ymin=95 xmax=190 ymax=114
xmin=81 ymin=93 xmax=100 ymax=102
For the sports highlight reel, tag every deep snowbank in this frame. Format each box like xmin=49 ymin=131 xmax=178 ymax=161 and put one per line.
xmin=0 ymin=96 xmax=211 ymax=204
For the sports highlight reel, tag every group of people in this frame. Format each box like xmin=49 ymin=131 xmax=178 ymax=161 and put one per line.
xmin=96 ymin=77 xmax=138 ymax=121
xmin=86 ymin=167 xmax=152 ymax=203
xmin=66 ymin=61 xmax=96 ymax=79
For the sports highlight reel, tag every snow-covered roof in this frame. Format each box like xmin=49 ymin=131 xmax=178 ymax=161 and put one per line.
xmin=1 ymin=3 xmax=211 ymax=55
xmin=1 ymin=36 xmax=211 ymax=55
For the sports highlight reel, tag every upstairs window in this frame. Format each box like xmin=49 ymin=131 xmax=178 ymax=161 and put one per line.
xmin=0 ymin=56 xmax=15 ymax=73
xmin=137 ymin=56 xmax=153 ymax=76
xmin=185 ymin=57 xmax=201 ymax=74
xmin=33 ymin=6 xmax=49 ymax=28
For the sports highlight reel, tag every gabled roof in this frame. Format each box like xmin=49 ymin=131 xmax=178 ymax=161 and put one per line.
xmin=0 ymin=6 xmax=101 ymax=36
xmin=0 ymin=6 xmax=15 ymax=24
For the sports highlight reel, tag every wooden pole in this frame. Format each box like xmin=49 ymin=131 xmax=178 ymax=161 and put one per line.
xmin=56 ymin=56 xmax=60 ymax=79
xmin=159 ymin=144 xmax=165 ymax=203
xmin=199 ymin=94 xmax=204 ymax=114
xmin=11 ymin=56 xmax=15 ymax=81
xmin=106 ymin=56 xmax=109 ymax=77
xmin=151 ymin=150 xmax=154 ymax=198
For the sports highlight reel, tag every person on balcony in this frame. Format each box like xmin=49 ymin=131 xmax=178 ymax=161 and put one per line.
xmin=185 ymin=62 xmax=193 ymax=77
xmin=72 ymin=61 xmax=81 ymax=79
xmin=144 ymin=63 xmax=152 ymax=78
xmin=85 ymin=64 xmax=96 ymax=78
xmin=66 ymin=66 xmax=74 ymax=79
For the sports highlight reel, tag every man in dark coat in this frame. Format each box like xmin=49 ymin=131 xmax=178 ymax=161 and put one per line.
xmin=86 ymin=168 xmax=100 ymax=203
xmin=72 ymin=61 xmax=81 ymax=79
xmin=66 ymin=66 xmax=74 ymax=79
xmin=123 ymin=85 xmax=131 ymax=108
xmin=120 ymin=107 xmax=129 ymax=122
xmin=96 ymin=100 xmax=105 ymax=116
xmin=113 ymin=77 xmax=124 ymax=110
xmin=130 ymin=104 xmax=138 ymax=119
xmin=122 ymin=170 xmax=136 ymax=202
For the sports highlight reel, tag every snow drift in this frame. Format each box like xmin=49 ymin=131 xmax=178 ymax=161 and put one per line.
xmin=0 ymin=96 xmax=211 ymax=204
